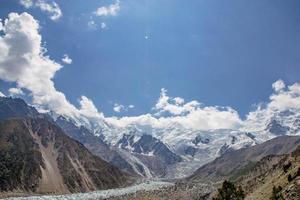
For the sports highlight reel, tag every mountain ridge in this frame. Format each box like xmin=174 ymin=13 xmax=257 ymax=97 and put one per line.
xmin=0 ymin=97 xmax=133 ymax=197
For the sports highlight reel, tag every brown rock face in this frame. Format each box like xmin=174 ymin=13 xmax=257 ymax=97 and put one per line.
xmin=0 ymin=118 xmax=132 ymax=195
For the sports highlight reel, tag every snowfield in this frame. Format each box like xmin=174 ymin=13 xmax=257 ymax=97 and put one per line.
xmin=5 ymin=181 xmax=174 ymax=200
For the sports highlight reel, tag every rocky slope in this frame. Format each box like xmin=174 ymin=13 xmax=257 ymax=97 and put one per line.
xmin=0 ymin=118 xmax=131 ymax=195
xmin=0 ymin=97 xmax=132 ymax=196
xmin=235 ymin=143 xmax=300 ymax=200
xmin=55 ymin=116 xmax=140 ymax=176
xmin=188 ymin=135 xmax=300 ymax=183
xmin=54 ymin=114 xmax=184 ymax=178
xmin=108 ymin=136 xmax=300 ymax=200
xmin=55 ymin=116 xmax=167 ymax=177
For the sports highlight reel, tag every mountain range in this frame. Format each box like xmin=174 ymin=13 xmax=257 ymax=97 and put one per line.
xmin=0 ymin=96 xmax=300 ymax=199
xmin=1 ymin=96 xmax=300 ymax=180
xmin=51 ymin=101 xmax=300 ymax=178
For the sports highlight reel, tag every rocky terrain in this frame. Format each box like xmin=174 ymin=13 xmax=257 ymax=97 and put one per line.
xmin=102 ymin=136 xmax=300 ymax=200
xmin=237 ymin=143 xmax=300 ymax=200
xmin=0 ymin=98 xmax=132 ymax=197
xmin=55 ymin=116 xmax=140 ymax=176
xmin=108 ymin=182 xmax=214 ymax=200
xmin=189 ymin=135 xmax=300 ymax=183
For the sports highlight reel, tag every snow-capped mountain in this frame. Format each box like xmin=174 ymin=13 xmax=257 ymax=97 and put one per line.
xmin=49 ymin=106 xmax=300 ymax=178
xmin=1 ymin=96 xmax=299 ymax=179
xmin=117 ymin=133 xmax=182 ymax=164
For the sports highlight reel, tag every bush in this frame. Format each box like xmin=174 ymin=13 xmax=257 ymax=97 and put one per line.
xmin=270 ymin=186 xmax=285 ymax=200
xmin=287 ymin=174 xmax=293 ymax=182
xmin=296 ymin=167 xmax=300 ymax=177
xmin=213 ymin=180 xmax=245 ymax=200
xmin=282 ymin=162 xmax=291 ymax=173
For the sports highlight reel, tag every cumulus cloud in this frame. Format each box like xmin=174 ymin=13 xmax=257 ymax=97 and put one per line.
xmin=20 ymin=0 xmax=62 ymax=21
xmin=0 ymin=91 xmax=5 ymax=97
xmin=113 ymin=103 xmax=135 ymax=113
xmin=61 ymin=54 xmax=72 ymax=64
xmin=0 ymin=12 xmax=72 ymax=115
xmin=94 ymin=0 xmax=120 ymax=17
xmin=244 ymin=79 xmax=300 ymax=132
xmin=269 ymin=82 xmax=300 ymax=111
xmin=79 ymin=96 xmax=103 ymax=120
xmin=113 ymin=103 xmax=125 ymax=113
xmin=0 ymin=12 xmax=103 ymax=127
xmin=19 ymin=0 xmax=33 ymax=8
xmin=8 ymin=87 xmax=24 ymax=96
xmin=153 ymin=88 xmax=200 ymax=116
xmin=272 ymin=79 xmax=285 ymax=92
xmin=108 ymin=89 xmax=242 ymax=131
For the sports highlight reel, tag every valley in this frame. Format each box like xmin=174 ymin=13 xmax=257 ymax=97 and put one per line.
xmin=0 ymin=96 xmax=300 ymax=199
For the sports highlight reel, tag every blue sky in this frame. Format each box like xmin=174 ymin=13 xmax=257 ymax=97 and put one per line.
xmin=1 ymin=0 xmax=300 ymax=118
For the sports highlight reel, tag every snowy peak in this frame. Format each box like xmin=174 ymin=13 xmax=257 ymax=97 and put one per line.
xmin=192 ymin=134 xmax=210 ymax=145
xmin=117 ymin=134 xmax=137 ymax=151
xmin=117 ymin=134 xmax=182 ymax=165
xmin=266 ymin=119 xmax=290 ymax=135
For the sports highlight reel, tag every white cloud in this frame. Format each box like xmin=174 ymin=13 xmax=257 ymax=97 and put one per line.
xmin=94 ymin=0 xmax=120 ymax=17
xmin=62 ymin=54 xmax=72 ymax=64
xmin=0 ymin=12 xmax=103 ymax=127
xmin=108 ymin=89 xmax=242 ymax=131
xmin=244 ymin=80 xmax=300 ymax=132
xmin=272 ymin=79 xmax=285 ymax=92
xmin=153 ymin=88 xmax=200 ymax=116
xmin=20 ymin=0 xmax=62 ymax=21
xmin=79 ymin=96 xmax=103 ymax=120
xmin=101 ymin=22 xmax=107 ymax=29
xmin=269 ymin=82 xmax=300 ymax=111
xmin=0 ymin=91 xmax=5 ymax=97
xmin=0 ymin=12 xmax=74 ymax=116
xmin=113 ymin=103 xmax=135 ymax=113
xmin=113 ymin=103 xmax=125 ymax=113
xmin=8 ymin=87 xmax=24 ymax=96
xmin=173 ymin=97 xmax=184 ymax=105
xmin=20 ymin=0 xmax=33 ymax=8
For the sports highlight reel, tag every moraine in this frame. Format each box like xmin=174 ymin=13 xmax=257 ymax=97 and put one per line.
xmin=5 ymin=181 xmax=174 ymax=200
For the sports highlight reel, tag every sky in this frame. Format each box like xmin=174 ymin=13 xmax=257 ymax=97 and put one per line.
xmin=0 ymin=0 xmax=300 ymax=124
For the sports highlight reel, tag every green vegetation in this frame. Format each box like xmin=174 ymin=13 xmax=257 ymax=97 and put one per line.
xmin=213 ymin=180 xmax=245 ymax=200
